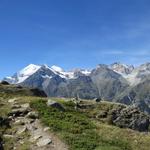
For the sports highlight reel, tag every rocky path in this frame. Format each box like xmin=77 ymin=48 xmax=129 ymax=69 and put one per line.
xmin=4 ymin=98 xmax=68 ymax=150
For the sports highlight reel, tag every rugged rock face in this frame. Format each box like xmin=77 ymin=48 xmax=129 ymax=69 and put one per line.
xmin=90 ymin=64 xmax=129 ymax=100
xmin=42 ymin=75 xmax=67 ymax=97
xmin=20 ymin=65 xmax=67 ymax=97
xmin=65 ymin=76 xmax=98 ymax=99
xmin=47 ymin=99 xmax=65 ymax=111
xmin=111 ymin=106 xmax=150 ymax=131
xmin=21 ymin=65 xmax=59 ymax=90
xmin=95 ymin=104 xmax=150 ymax=132
xmin=110 ymin=62 xmax=134 ymax=75
xmin=116 ymin=78 xmax=150 ymax=114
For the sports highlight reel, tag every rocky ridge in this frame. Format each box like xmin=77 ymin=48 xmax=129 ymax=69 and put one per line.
xmin=1 ymin=98 xmax=67 ymax=150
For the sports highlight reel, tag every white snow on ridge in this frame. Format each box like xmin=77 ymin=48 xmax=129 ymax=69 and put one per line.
xmin=49 ymin=65 xmax=67 ymax=79
xmin=51 ymin=65 xmax=79 ymax=79
xmin=81 ymin=70 xmax=91 ymax=75
xmin=17 ymin=64 xmax=41 ymax=83
xmin=5 ymin=64 xmax=92 ymax=83
xmin=5 ymin=63 xmax=150 ymax=85
xmin=51 ymin=65 xmax=90 ymax=79
xmin=60 ymin=71 xmax=75 ymax=79
xmin=19 ymin=64 xmax=41 ymax=76
xmin=51 ymin=65 xmax=64 ymax=72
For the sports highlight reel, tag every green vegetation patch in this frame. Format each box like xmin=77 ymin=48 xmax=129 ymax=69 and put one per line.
xmin=30 ymin=99 xmax=131 ymax=150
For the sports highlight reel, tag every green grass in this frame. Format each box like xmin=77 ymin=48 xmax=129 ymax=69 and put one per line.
xmin=30 ymin=99 xmax=132 ymax=150
xmin=1 ymin=94 xmax=150 ymax=150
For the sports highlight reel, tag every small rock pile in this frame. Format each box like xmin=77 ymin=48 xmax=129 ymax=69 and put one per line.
xmin=4 ymin=98 xmax=53 ymax=149
xmin=112 ymin=106 xmax=150 ymax=132
xmin=47 ymin=99 xmax=65 ymax=111
xmin=97 ymin=105 xmax=150 ymax=132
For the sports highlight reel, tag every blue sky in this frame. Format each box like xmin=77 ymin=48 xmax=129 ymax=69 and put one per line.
xmin=0 ymin=0 xmax=150 ymax=78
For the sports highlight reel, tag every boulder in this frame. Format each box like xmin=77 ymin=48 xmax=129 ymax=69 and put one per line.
xmin=47 ymin=99 xmax=65 ymax=111
xmin=26 ymin=111 xmax=39 ymax=119
xmin=19 ymin=141 xmax=24 ymax=144
xmin=37 ymin=138 xmax=52 ymax=147
xmin=30 ymin=135 xmax=42 ymax=142
xmin=43 ymin=127 xmax=50 ymax=132
xmin=8 ymin=98 xmax=17 ymax=103
xmin=95 ymin=105 xmax=150 ymax=132
xmin=112 ymin=106 xmax=150 ymax=132
xmin=21 ymin=103 xmax=30 ymax=109
xmin=96 ymin=111 xmax=107 ymax=118
xmin=17 ymin=126 xmax=27 ymax=134
xmin=11 ymin=104 xmax=21 ymax=109
xmin=13 ymin=119 xmax=25 ymax=125
xmin=26 ymin=123 xmax=37 ymax=131
xmin=8 ymin=107 xmax=30 ymax=117
xmin=94 ymin=98 xmax=102 ymax=102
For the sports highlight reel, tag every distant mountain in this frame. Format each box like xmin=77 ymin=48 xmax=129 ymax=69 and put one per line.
xmin=3 ymin=62 xmax=150 ymax=114
xmin=125 ymin=63 xmax=150 ymax=86
xmin=4 ymin=64 xmax=41 ymax=84
xmin=110 ymin=62 xmax=134 ymax=75
xmin=116 ymin=77 xmax=150 ymax=114
xmin=90 ymin=64 xmax=129 ymax=100
xmin=4 ymin=63 xmax=128 ymax=99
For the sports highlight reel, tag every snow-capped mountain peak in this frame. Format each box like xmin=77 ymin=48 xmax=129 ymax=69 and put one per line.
xmin=51 ymin=65 xmax=64 ymax=72
xmin=19 ymin=64 xmax=41 ymax=77
xmin=4 ymin=64 xmax=41 ymax=84
xmin=4 ymin=62 xmax=150 ymax=86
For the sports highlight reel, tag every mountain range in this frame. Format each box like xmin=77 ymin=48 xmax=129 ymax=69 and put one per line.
xmin=3 ymin=62 xmax=150 ymax=114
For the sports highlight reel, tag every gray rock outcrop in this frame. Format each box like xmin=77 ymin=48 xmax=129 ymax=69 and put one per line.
xmin=47 ymin=99 xmax=65 ymax=111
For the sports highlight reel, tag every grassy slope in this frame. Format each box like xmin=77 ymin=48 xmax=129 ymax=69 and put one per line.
xmin=31 ymin=98 xmax=150 ymax=150
xmin=1 ymin=84 xmax=150 ymax=150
